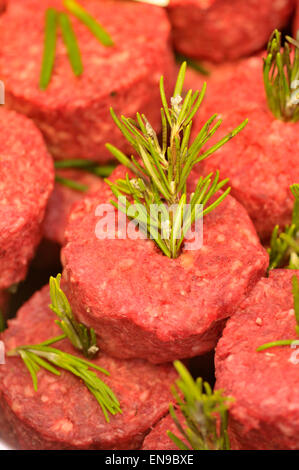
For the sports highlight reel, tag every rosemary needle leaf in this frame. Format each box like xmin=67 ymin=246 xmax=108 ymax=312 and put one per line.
xmin=168 ymin=361 xmax=232 ymax=450
xmin=40 ymin=8 xmax=58 ymax=90
xmin=8 ymin=343 xmax=121 ymax=422
xmin=257 ymin=339 xmax=295 ymax=352
xmin=59 ymin=12 xmax=83 ymax=77
xmin=49 ymin=274 xmax=99 ymax=358
xmin=264 ymin=29 xmax=299 ymax=122
xmin=64 ymin=0 xmax=114 ymax=47
xmin=175 ymin=53 xmax=210 ymax=76
xmin=173 ymin=61 xmax=187 ymax=98
xmin=268 ymin=183 xmax=299 ymax=271
xmin=55 ymin=174 xmax=88 ymax=192
xmin=54 ymin=159 xmax=116 ymax=177
xmin=19 ymin=350 xmax=39 ymax=392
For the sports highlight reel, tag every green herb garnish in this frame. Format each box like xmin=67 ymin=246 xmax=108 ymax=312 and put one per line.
xmin=64 ymin=0 xmax=114 ymax=47
xmin=106 ymin=62 xmax=247 ymax=258
xmin=40 ymin=1 xmax=114 ymax=89
xmin=7 ymin=335 xmax=121 ymax=422
xmin=268 ymin=184 xmax=299 ymax=271
xmin=59 ymin=12 xmax=83 ymax=77
xmin=176 ymin=53 xmax=210 ymax=76
xmin=55 ymin=174 xmax=88 ymax=192
xmin=40 ymin=8 xmax=58 ymax=90
xmin=168 ymin=361 xmax=232 ymax=450
xmin=55 ymin=159 xmax=116 ymax=177
xmin=257 ymin=275 xmax=299 ymax=352
xmin=49 ymin=274 xmax=99 ymax=358
xmin=54 ymin=161 xmax=116 ymax=192
xmin=264 ymin=30 xmax=299 ymax=122
xmin=6 ymin=276 xmax=120 ymax=422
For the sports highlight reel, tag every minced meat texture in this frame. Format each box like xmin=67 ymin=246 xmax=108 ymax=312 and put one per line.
xmin=193 ymin=55 xmax=299 ymax=240
xmin=0 ymin=0 xmax=175 ymax=162
xmin=167 ymin=0 xmax=294 ymax=62
xmin=0 ymin=286 xmax=177 ymax=450
xmin=61 ymin=165 xmax=268 ymax=364
xmin=0 ymin=108 xmax=54 ymax=290
xmin=215 ymin=269 xmax=299 ymax=450
xmin=43 ymin=169 xmax=105 ymax=245
xmin=142 ymin=411 xmax=185 ymax=450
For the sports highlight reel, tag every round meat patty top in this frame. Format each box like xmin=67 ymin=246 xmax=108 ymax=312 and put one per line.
xmin=0 ymin=0 xmax=175 ymax=161
xmin=61 ymin=165 xmax=268 ymax=364
xmin=216 ymin=269 xmax=299 ymax=450
xmin=0 ymin=285 xmax=176 ymax=450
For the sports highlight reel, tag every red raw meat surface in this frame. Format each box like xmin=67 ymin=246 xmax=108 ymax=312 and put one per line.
xmin=216 ymin=269 xmax=299 ymax=450
xmin=0 ymin=286 xmax=176 ymax=450
xmin=0 ymin=108 xmax=54 ymax=290
xmin=142 ymin=411 xmax=185 ymax=450
xmin=193 ymin=55 xmax=299 ymax=240
xmin=61 ymin=165 xmax=268 ymax=364
xmin=43 ymin=169 xmax=105 ymax=245
xmin=167 ymin=0 xmax=294 ymax=62
xmin=0 ymin=0 xmax=175 ymax=162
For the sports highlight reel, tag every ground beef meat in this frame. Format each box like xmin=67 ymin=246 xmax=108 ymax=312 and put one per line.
xmin=43 ymin=169 xmax=105 ymax=245
xmin=0 ymin=108 xmax=54 ymax=290
xmin=167 ymin=0 xmax=294 ymax=63
xmin=142 ymin=411 xmax=185 ymax=450
xmin=0 ymin=0 xmax=5 ymax=13
xmin=0 ymin=0 xmax=175 ymax=162
xmin=215 ymin=269 xmax=299 ymax=450
xmin=61 ymin=165 xmax=268 ymax=364
xmin=193 ymin=55 xmax=299 ymax=241
xmin=0 ymin=285 xmax=177 ymax=450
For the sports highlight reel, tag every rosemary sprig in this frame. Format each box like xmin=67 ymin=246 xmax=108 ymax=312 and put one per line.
xmin=49 ymin=274 xmax=99 ymax=358
xmin=263 ymin=30 xmax=299 ymax=122
xmin=268 ymin=184 xmax=299 ymax=271
xmin=64 ymin=0 xmax=114 ymax=47
xmin=257 ymin=275 xmax=299 ymax=352
xmin=168 ymin=361 xmax=232 ymax=450
xmin=106 ymin=62 xmax=247 ymax=258
xmin=7 ymin=335 xmax=121 ymax=422
xmin=40 ymin=8 xmax=58 ymax=90
xmin=59 ymin=12 xmax=83 ymax=77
